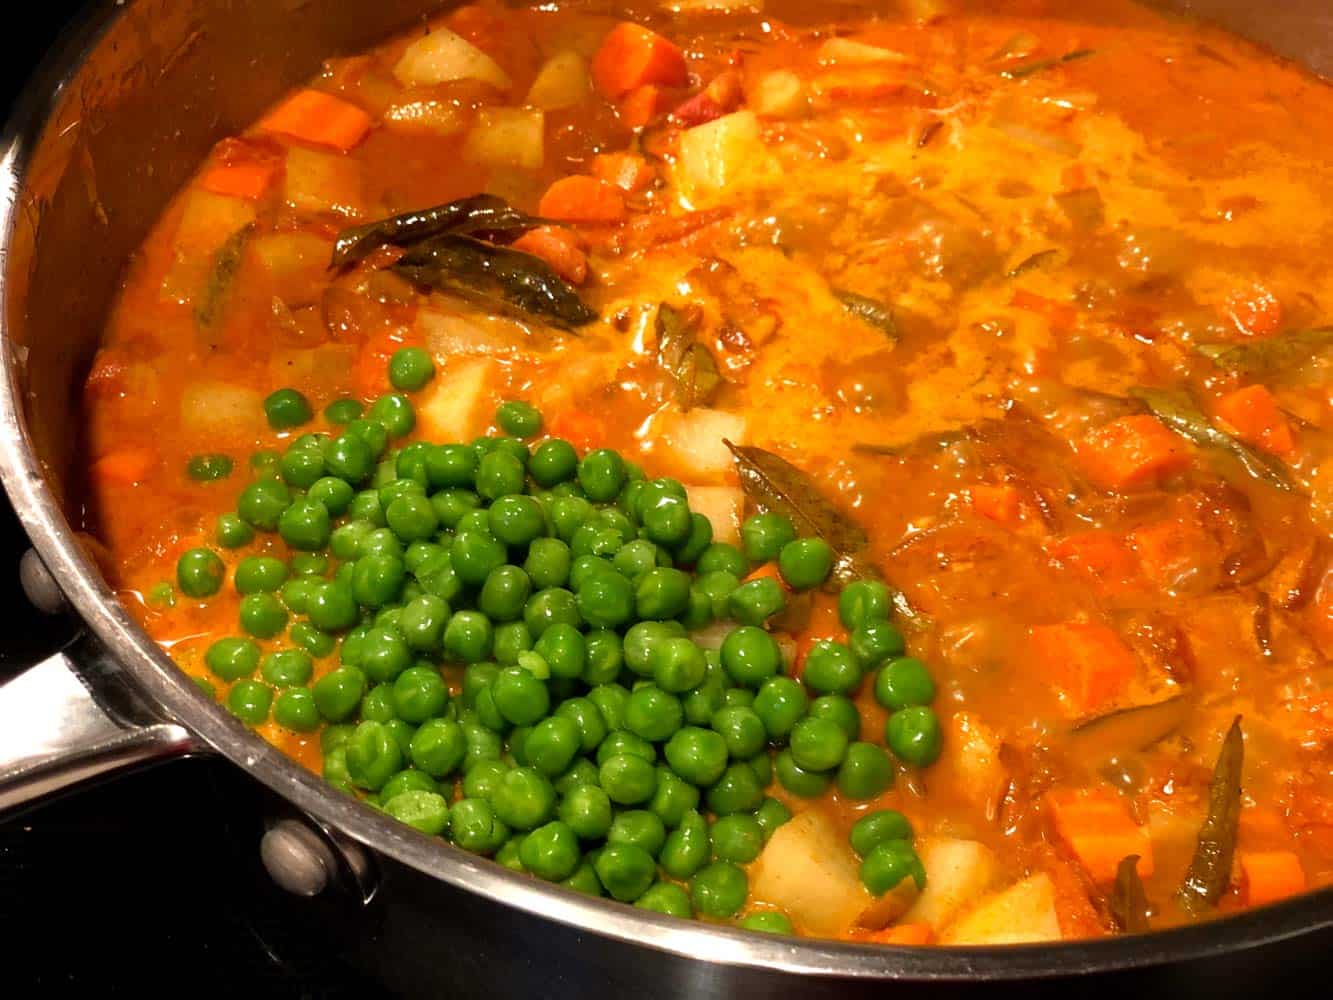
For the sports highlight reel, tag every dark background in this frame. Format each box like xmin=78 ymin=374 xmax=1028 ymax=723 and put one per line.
xmin=0 ymin=5 xmax=386 ymax=995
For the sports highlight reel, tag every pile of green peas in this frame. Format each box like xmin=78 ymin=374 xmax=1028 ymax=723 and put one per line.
xmin=169 ymin=348 xmax=943 ymax=930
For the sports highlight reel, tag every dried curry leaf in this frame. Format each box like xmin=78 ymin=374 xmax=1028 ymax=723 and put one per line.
xmin=1110 ymin=855 xmax=1152 ymax=934
xmin=1069 ymin=695 xmax=1189 ymax=769
xmin=1000 ymin=47 xmax=1096 ymax=79
xmin=332 ymin=194 xmax=546 ymax=268
xmin=392 ymin=234 xmax=597 ymax=329
xmin=1006 ymin=248 xmax=1064 ymax=278
xmin=1130 ymin=387 xmax=1295 ymax=492
xmin=1195 ymin=327 xmax=1333 ymax=376
xmin=195 ymin=223 xmax=254 ymax=335
xmin=656 ymin=303 xmax=722 ymax=410
xmin=1177 ymin=716 xmax=1244 ymax=917
xmin=834 ymin=289 xmax=898 ymax=341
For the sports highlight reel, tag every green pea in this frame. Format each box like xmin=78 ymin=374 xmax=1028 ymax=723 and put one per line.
xmin=571 ymin=449 xmax=622 ymax=503
xmin=587 ymin=684 xmax=631 ymax=733
xmin=529 ymin=439 xmax=578 ymax=487
xmin=491 ymin=766 xmax=556 ymax=831
xmin=177 ymin=547 xmax=225 ymax=598
xmin=635 ymin=567 xmax=691 ymax=621
xmin=313 ymin=666 xmax=367 ymax=722
xmin=594 ymin=842 xmax=655 ymax=903
xmin=774 ymin=749 xmax=830 ymax=798
xmin=290 ymin=551 xmax=329 ymax=577
xmin=444 ymin=610 xmax=495 ymax=664
xmin=422 ymin=447 xmax=475 ymax=493
xmin=495 ymin=400 xmax=542 ymax=439
xmin=462 ymin=718 xmax=504 ymax=769
xmin=238 ymin=480 xmax=293 ymax=531
xmin=580 ymin=629 xmax=622 ymax=686
xmin=837 ymin=742 xmax=893 ymax=800
xmin=448 ymin=531 xmax=504 ymax=589
xmin=492 ymin=621 xmax=533 ymax=666
xmin=635 ymin=881 xmax=692 ymax=918
xmin=885 ymin=706 xmax=942 ymax=767
xmin=599 ymin=753 xmax=658 ymax=805
xmin=232 ymin=556 xmax=286 ymax=595
xmin=495 ymin=835 xmax=526 ymax=872
xmin=596 ymin=729 xmax=655 ymax=765
xmin=727 ymin=577 xmax=787 ymax=627
xmin=562 ymin=861 xmax=603 ymax=896
xmin=625 ymin=686 xmax=683 ymax=743
xmin=741 ymin=911 xmax=794 ymax=935
xmin=608 ymin=810 xmax=666 ymax=857
xmin=559 ymin=783 xmax=613 ymax=840
xmin=215 ymin=513 xmax=254 ymax=549
xmin=518 ymin=820 xmax=579 ymax=880
xmin=663 ymin=726 xmax=728 ymax=787
xmin=345 ymin=418 xmax=389 ymax=461
xmin=576 ymin=571 xmax=635 ymax=629
xmin=516 ymin=539 xmax=567 ymax=592
xmin=475 ymin=450 xmax=526 ymax=502
xmin=368 ymin=393 xmax=415 ymax=438
xmin=753 ymin=676 xmax=808 ymax=741
xmin=861 ymin=839 xmax=926 ymax=897
xmin=650 ymin=638 xmax=707 ymax=694
xmin=808 ymin=694 xmax=862 ymax=741
xmin=227 ymin=679 xmax=273 ymax=724
xmin=381 ymin=789 xmax=449 ymax=836
xmin=303 ymin=580 xmax=356 ymax=632
xmin=802 ymin=640 xmax=863 ymax=696
xmin=741 ymin=512 xmax=795 ymax=563
xmin=324 ymin=397 xmax=362 ymax=425
xmin=205 ymin=637 xmax=260 ymax=681
xmin=710 ymin=706 xmax=766 ymax=760
xmin=388 ymin=346 xmax=435 ymax=392
xmin=264 ymin=387 xmax=312 ymax=429
xmin=640 ymin=496 xmax=692 ymax=548
xmin=839 ymin=580 xmax=892 ymax=631
xmin=279 ymin=442 xmax=325 ymax=490
xmin=268 ymin=687 xmax=319 ymax=732
xmin=648 ymin=765 xmax=700 ymax=828
xmin=381 ymin=768 xmax=439 ymax=804
xmin=710 ymin=814 xmax=765 ymax=863
xmin=384 ymin=493 xmax=439 ymax=544
xmin=449 ymin=798 xmax=509 ymax=854
xmin=690 ymin=861 xmax=748 ymax=918
xmin=719 ymin=626 xmax=782 ymax=688
xmin=478 ymin=565 xmax=533 ymax=623
xmin=239 ymin=592 xmax=288 ymax=639
xmin=850 ymin=809 xmax=914 ymax=859
xmin=753 ymin=797 xmax=792 ymax=841
xmin=391 ymin=665 xmax=449 ymax=722
xmin=491 ymin=666 xmax=549 ymax=726
xmin=706 ymin=762 xmax=765 ymax=815
xmin=325 ymin=433 xmax=375 ymax=485
xmin=523 ymin=587 xmax=581 ymax=638
xmin=682 ymin=672 xmax=726 ymax=727
xmin=673 ymin=513 xmax=713 ymax=566
xmin=347 ymin=721 xmax=405 ymax=790
xmin=549 ymin=495 xmax=593 ymax=542
xmin=360 ymin=683 xmax=397 ymax=723
xmin=186 ymin=453 xmax=234 ymax=482
xmin=660 ymin=809 xmax=709 ymax=879
xmin=847 ymin=618 xmax=905 ymax=669
xmin=775 ymin=537 xmax=833 ymax=589
xmin=874 ymin=656 xmax=936 ymax=711
xmin=290 ymin=620 xmax=337 ymax=658
xmin=553 ymin=758 xmax=600 ymax=796
xmin=463 ymin=758 xmax=511 ymax=800
xmin=695 ymin=542 xmax=746 ymax=578
xmin=524 ymin=716 xmax=580 ymax=777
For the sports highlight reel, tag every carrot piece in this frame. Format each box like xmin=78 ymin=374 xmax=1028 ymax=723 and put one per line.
xmin=1011 ymin=289 xmax=1077 ymax=329
xmin=1127 ymin=518 xmax=1211 ymax=590
xmin=258 ymin=89 xmax=374 ymax=152
xmin=1049 ymin=531 xmax=1137 ymax=591
xmin=1060 ymin=163 xmax=1089 ymax=191
xmin=1238 ymin=807 xmax=1288 ymax=846
xmin=538 ymin=176 xmax=627 ymax=224
xmin=618 ymin=85 xmax=671 ymax=130
xmin=199 ymin=160 xmax=280 ymax=201
xmin=1214 ymin=384 xmax=1295 ymax=457
xmin=591 ymin=22 xmax=688 ymax=100
xmin=791 ymin=593 xmax=844 ymax=679
xmin=1077 ymin=414 xmax=1190 ymax=491
xmin=546 ymin=409 xmax=607 ymax=451
xmin=91 ymin=448 xmax=156 ymax=489
xmin=970 ymin=484 xmax=1022 ymax=526
xmin=1224 ymin=282 xmax=1283 ymax=338
xmin=1239 ymin=851 xmax=1305 ymax=907
xmin=865 ymin=923 xmax=934 ymax=946
xmin=510 ymin=226 xmax=588 ymax=284
xmin=1045 ymin=788 xmax=1154 ymax=885
xmin=1029 ymin=623 xmax=1137 ymax=716
xmin=743 ymin=561 xmax=787 ymax=586
xmin=590 ymin=152 xmax=656 ymax=193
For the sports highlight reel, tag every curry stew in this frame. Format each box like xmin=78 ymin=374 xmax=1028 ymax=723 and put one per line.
xmin=82 ymin=0 xmax=1333 ymax=945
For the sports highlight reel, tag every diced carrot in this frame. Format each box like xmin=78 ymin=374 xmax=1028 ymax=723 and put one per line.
xmin=1049 ymin=531 xmax=1138 ymax=592
xmin=1046 ymin=788 xmax=1154 ymax=885
xmin=1214 ymin=384 xmax=1295 ymax=457
xmin=866 ymin=923 xmax=934 ymax=946
xmin=618 ymin=85 xmax=671 ymax=130
xmin=590 ymin=152 xmax=656 ymax=193
xmin=1239 ymin=851 xmax=1305 ymax=907
xmin=1061 ymin=163 xmax=1089 ymax=191
xmin=91 ymin=448 xmax=156 ymax=489
xmin=1225 ymin=282 xmax=1283 ymax=338
xmin=1127 ymin=518 xmax=1210 ymax=590
xmin=199 ymin=160 xmax=280 ymax=201
xmin=791 ymin=593 xmax=844 ymax=679
xmin=1012 ymin=289 xmax=1077 ymax=329
xmin=1029 ymin=623 xmax=1138 ymax=715
xmin=546 ymin=409 xmax=607 ymax=451
xmin=1238 ymin=807 xmax=1288 ymax=846
xmin=591 ymin=22 xmax=689 ymax=100
xmin=1077 ymin=415 xmax=1190 ymax=491
xmin=510 ymin=226 xmax=588 ymax=284
xmin=258 ymin=89 xmax=374 ymax=152
xmin=971 ymin=484 xmax=1022 ymax=526
xmin=743 ymin=561 xmax=787 ymax=586
xmin=538 ymin=176 xmax=627 ymax=224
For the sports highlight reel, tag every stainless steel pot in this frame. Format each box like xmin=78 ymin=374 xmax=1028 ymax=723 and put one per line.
xmin=1 ymin=1 xmax=1331 ymax=993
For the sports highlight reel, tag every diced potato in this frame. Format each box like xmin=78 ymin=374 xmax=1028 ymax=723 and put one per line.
xmin=393 ymin=27 xmax=512 ymax=90
xmin=685 ymin=484 xmax=743 ymax=545
xmin=676 ymin=111 xmax=779 ymax=205
xmin=657 ymin=407 xmax=746 ymax=481
xmin=251 ymin=232 xmax=334 ymax=306
xmin=901 ymin=838 xmax=1002 ymax=931
xmin=418 ymin=307 xmax=538 ymax=359
xmin=383 ymin=99 xmax=471 ymax=137
xmin=268 ymin=344 xmax=357 ymax=393
xmin=160 ymin=190 xmax=257 ymax=304
xmin=284 ymin=147 xmax=362 ymax=216
xmin=750 ymin=811 xmax=871 ymax=937
xmin=179 ymin=381 xmax=266 ymax=445
xmin=525 ymin=50 xmax=590 ymax=111
xmin=689 ymin=620 xmax=733 ymax=651
xmin=939 ymin=712 xmax=1009 ymax=821
xmin=749 ymin=70 xmax=806 ymax=118
xmin=817 ymin=37 xmax=908 ymax=65
xmin=416 ymin=358 xmax=497 ymax=442
xmin=463 ymin=108 xmax=545 ymax=170
xmin=941 ymin=874 xmax=1062 ymax=945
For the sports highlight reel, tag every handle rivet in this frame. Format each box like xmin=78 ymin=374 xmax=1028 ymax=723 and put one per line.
xmin=20 ymin=549 xmax=65 ymax=614
xmin=260 ymin=818 xmax=335 ymax=896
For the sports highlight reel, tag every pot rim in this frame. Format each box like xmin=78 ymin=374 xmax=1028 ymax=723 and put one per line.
xmin=2 ymin=0 xmax=1330 ymax=981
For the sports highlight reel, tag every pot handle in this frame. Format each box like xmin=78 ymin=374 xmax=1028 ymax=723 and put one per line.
xmin=0 ymin=630 xmax=201 ymax=814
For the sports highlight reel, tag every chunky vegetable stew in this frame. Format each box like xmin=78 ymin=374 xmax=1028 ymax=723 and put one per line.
xmin=82 ymin=0 xmax=1333 ymax=945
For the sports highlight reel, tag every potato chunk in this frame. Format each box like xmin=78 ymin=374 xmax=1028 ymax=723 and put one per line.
xmin=941 ymin=874 xmax=1062 ymax=945
xmin=750 ymin=811 xmax=869 ymax=937
xmin=901 ymin=838 xmax=1001 ymax=931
